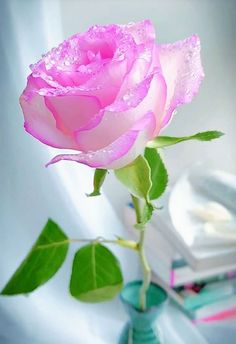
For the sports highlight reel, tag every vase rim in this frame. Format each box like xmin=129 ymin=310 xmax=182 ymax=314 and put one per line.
xmin=120 ymin=280 xmax=168 ymax=313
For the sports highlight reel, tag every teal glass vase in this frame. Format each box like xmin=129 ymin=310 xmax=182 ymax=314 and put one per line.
xmin=119 ymin=280 xmax=168 ymax=344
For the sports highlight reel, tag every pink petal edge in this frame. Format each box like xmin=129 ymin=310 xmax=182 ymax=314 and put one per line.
xmin=159 ymin=34 xmax=204 ymax=128
xmin=20 ymin=93 xmax=78 ymax=150
xmin=123 ymin=20 xmax=156 ymax=45
xmin=46 ymin=111 xmax=156 ymax=170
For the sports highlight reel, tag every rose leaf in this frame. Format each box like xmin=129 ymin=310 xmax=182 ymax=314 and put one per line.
xmin=147 ymin=130 xmax=224 ymax=149
xmin=114 ymin=155 xmax=152 ymax=202
xmin=70 ymin=243 xmax=123 ymax=302
xmin=144 ymin=148 xmax=168 ymax=201
xmin=87 ymin=169 xmax=108 ymax=197
xmin=1 ymin=219 xmax=69 ymax=295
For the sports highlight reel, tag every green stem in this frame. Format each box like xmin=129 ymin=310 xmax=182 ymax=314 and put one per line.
xmin=131 ymin=195 xmax=151 ymax=311
xmin=138 ymin=230 xmax=151 ymax=311
xmin=36 ymin=237 xmax=138 ymax=251
xmin=131 ymin=194 xmax=142 ymax=223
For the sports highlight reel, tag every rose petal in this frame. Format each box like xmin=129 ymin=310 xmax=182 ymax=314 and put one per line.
xmin=20 ymin=93 xmax=78 ymax=149
xmin=29 ymin=57 xmax=129 ymax=109
xmin=79 ymin=58 xmax=128 ymax=107
xmin=123 ymin=20 xmax=156 ymax=45
xmin=30 ymin=34 xmax=89 ymax=87
xmin=44 ymin=94 xmax=102 ymax=134
xmin=159 ymin=34 xmax=204 ymax=128
xmin=116 ymin=41 xmax=160 ymax=98
xmin=46 ymin=111 xmax=156 ymax=170
xmin=75 ymin=71 xmax=166 ymax=152
xmin=78 ymin=25 xmax=136 ymax=107
xmin=30 ymin=24 xmax=134 ymax=93
xmin=108 ymin=111 xmax=156 ymax=169
xmin=26 ymin=74 xmax=51 ymax=92
xmin=22 ymin=74 xmax=63 ymax=102
xmin=116 ymin=21 xmax=159 ymax=96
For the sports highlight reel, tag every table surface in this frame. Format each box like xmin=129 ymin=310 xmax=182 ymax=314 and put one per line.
xmin=1 ymin=284 xmax=236 ymax=344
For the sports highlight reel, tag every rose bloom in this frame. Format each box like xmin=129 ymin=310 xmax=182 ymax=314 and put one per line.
xmin=20 ymin=20 xmax=204 ymax=169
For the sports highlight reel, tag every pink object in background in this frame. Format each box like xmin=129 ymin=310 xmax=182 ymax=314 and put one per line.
xmin=20 ymin=20 xmax=204 ymax=169
xmin=194 ymin=308 xmax=236 ymax=323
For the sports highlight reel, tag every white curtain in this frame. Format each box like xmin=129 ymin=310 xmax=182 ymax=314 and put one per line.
xmin=0 ymin=1 xmax=140 ymax=342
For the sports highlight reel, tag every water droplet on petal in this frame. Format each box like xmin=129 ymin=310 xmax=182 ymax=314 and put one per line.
xmin=172 ymin=110 xmax=178 ymax=116
xmin=87 ymin=50 xmax=95 ymax=61
xmin=78 ymin=65 xmax=87 ymax=73
xmin=123 ymin=94 xmax=130 ymax=101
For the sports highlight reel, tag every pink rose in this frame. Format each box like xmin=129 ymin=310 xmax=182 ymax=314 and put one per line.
xmin=20 ymin=20 xmax=204 ymax=169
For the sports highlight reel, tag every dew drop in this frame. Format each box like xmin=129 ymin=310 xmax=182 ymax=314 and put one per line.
xmin=78 ymin=65 xmax=87 ymax=73
xmin=172 ymin=110 xmax=178 ymax=116
xmin=126 ymin=22 xmax=135 ymax=27
xmin=87 ymin=50 xmax=95 ymax=61
xmin=123 ymin=94 xmax=130 ymax=101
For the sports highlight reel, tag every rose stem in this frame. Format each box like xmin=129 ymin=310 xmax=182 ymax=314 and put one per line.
xmin=131 ymin=195 xmax=151 ymax=311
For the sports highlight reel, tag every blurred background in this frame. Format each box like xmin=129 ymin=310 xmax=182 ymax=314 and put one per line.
xmin=0 ymin=0 xmax=235 ymax=343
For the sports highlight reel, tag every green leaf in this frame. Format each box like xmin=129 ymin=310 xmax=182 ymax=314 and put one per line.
xmin=147 ymin=131 xmax=224 ymax=149
xmin=1 ymin=219 xmax=69 ymax=295
xmin=135 ymin=202 xmax=155 ymax=229
xmin=87 ymin=169 xmax=108 ymax=197
xmin=70 ymin=243 xmax=123 ymax=302
xmin=114 ymin=155 xmax=152 ymax=202
xmin=144 ymin=148 xmax=168 ymax=200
